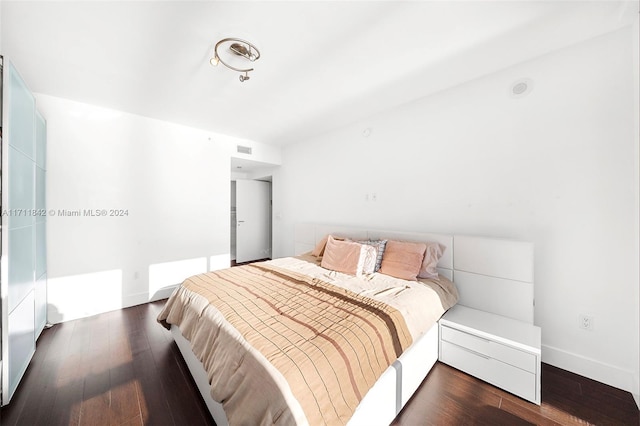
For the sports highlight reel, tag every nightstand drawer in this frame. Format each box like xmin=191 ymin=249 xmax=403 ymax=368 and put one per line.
xmin=440 ymin=340 xmax=537 ymax=402
xmin=441 ymin=325 xmax=536 ymax=373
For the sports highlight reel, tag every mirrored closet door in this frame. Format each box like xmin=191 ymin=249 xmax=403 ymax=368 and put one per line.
xmin=0 ymin=57 xmax=47 ymax=405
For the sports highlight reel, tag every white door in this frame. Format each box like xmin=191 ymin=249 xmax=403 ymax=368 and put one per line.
xmin=235 ymin=179 xmax=271 ymax=263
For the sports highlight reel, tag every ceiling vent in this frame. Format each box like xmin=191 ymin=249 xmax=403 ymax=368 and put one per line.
xmin=237 ymin=145 xmax=252 ymax=155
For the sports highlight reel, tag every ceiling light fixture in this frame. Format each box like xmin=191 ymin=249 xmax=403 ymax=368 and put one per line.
xmin=210 ymin=37 xmax=261 ymax=82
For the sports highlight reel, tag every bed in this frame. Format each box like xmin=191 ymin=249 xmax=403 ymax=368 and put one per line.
xmin=157 ymin=224 xmax=535 ymax=425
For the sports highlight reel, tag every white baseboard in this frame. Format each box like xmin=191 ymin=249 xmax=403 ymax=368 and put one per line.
xmin=122 ymin=286 xmax=179 ymax=307
xmin=149 ymin=285 xmax=179 ymax=301
xmin=48 ymin=285 xmax=179 ymax=324
xmin=542 ymin=344 xmax=636 ymax=396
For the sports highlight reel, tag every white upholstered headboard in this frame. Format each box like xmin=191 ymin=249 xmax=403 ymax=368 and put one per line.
xmin=294 ymin=223 xmax=534 ymax=324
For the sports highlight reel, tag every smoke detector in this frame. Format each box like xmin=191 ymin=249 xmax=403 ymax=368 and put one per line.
xmin=510 ymin=78 xmax=534 ymax=99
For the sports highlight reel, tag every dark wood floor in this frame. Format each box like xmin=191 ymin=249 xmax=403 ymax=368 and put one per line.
xmin=1 ymin=301 xmax=638 ymax=426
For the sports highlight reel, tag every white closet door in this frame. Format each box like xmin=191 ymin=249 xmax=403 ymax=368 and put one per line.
xmin=235 ymin=180 xmax=271 ymax=263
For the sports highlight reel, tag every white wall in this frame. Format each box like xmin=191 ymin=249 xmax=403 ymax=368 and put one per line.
xmin=632 ymin=13 xmax=640 ymax=409
xmin=273 ymin=27 xmax=639 ymax=395
xmin=36 ymin=94 xmax=281 ymax=323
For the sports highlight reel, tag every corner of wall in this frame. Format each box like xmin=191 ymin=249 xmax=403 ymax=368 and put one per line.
xmin=633 ymin=11 xmax=640 ymax=410
xmin=0 ymin=0 xmax=3 ymax=54
xmin=543 ymin=344 xmax=637 ymax=396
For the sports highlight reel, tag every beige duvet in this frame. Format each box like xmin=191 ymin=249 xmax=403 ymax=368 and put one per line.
xmin=158 ymin=254 xmax=458 ymax=425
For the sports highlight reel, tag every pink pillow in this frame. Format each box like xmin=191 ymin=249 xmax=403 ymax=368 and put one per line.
xmin=311 ymin=235 xmax=329 ymax=257
xmin=321 ymin=236 xmax=376 ymax=276
xmin=311 ymin=234 xmax=344 ymax=257
xmin=418 ymin=242 xmax=446 ymax=279
xmin=379 ymin=240 xmax=427 ymax=281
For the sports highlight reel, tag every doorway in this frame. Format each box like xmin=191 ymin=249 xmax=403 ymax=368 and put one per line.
xmin=230 ymin=179 xmax=272 ymax=264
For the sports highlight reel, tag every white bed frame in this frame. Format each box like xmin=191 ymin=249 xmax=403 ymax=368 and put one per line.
xmin=171 ymin=223 xmax=534 ymax=425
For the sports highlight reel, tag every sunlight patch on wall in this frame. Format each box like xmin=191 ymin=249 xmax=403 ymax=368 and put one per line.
xmin=209 ymin=253 xmax=231 ymax=271
xmin=148 ymin=258 xmax=207 ymax=296
xmin=68 ymin=103 xmax=123 ymax=121
xmin=48 ymin=269 xmax=123 ymax=323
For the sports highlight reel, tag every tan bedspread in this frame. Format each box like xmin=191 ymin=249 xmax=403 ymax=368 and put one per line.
xmin=158 ymin=256 xmax=458 ymax=425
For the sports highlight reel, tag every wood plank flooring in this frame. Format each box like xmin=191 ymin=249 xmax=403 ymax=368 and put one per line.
xmin=1 ymin=301 xmax=638 ymax=425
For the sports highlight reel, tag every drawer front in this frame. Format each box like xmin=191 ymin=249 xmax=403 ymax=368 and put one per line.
xmin=440 ymin=340 xmax=537 ymax=403
xmin=441 ymin=326 xmax=537 ymax=373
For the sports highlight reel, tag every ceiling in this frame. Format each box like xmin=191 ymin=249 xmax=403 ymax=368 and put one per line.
xmin=3 ymin=1 xmax=637 ymax=148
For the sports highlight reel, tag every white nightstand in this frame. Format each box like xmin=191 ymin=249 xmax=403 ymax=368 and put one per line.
xmin=438 ymin=304 xmax=541 ymax=405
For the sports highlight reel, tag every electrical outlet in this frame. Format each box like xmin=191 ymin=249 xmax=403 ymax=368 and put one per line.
xmin=579 ymin=314 xmax=594 ymax=331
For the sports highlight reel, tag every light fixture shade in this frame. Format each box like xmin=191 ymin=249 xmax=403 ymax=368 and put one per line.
xmin=211 ymin=37 xmax=261 ymax=82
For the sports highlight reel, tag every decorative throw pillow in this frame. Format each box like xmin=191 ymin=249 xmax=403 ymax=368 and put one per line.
xmin=418 ymin=242 xmax=446 ymax=279
xmin=355 ymin=239 xmax=387 ymax=272
xmin=358 ymin=244 xmax=378 ymax=275
xmin=378 ymin=240 xmax=427 ymax=281
xmin=321 ymin=236 xmax=376 ymax=276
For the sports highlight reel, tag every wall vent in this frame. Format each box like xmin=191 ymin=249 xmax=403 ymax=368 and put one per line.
xmin=237 ymin=145 xmax=252 ymax=155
